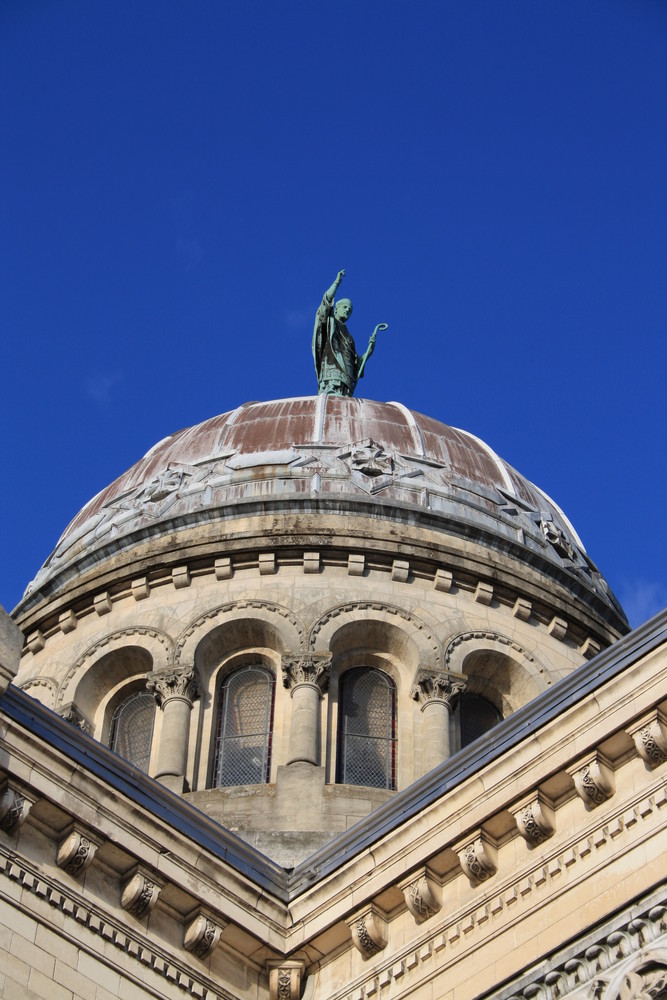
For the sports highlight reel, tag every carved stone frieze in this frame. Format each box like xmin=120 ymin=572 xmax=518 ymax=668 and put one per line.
xmin=410 ymin=668 xmax=466 ymax=708
xmin=57 ymin=828 xmax=99 ymax=878
xmin=0 ymin=785 xmax=33 ymax=833
xmin=510 ymin=791 xmax=556 ymax=846
xmin=184 ymin=912 xmax=225 ymax=959
xmin=400 ymin=868 xmax=443 ymax=923
xmin=627 ymin=709 xmax=667 ymax=769
xmin=282 ymin=652 xmax=332 ymax=693
xmin=347 ymin=904 xmax=389 ymax=959
xmin=455 ymin=831 xmax=498 ymax=886
xmin=121 ymin=869 xmax=162 ymax=918
xmin=266 ymin=960 xmax=306 ymax=1000
xmin=568 ymin=752 xmax=615 ymax=808
xmin=147 ymin=667 xmax=200 ymax=707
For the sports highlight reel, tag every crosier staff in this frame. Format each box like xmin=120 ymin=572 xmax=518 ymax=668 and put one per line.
xmin=357 ymin=323 xmax=388 ymax=380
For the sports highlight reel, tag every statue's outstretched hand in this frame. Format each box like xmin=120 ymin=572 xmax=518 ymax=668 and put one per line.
xmin=336 ymin=269 xmax=345 ymax=283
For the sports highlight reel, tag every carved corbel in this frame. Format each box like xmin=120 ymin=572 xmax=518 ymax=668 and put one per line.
xmin=281 ymin=652 xmax=332 ymax=694
xmin=121 ymin=868 xmax=162 ymax=918
xmin=400 ymin=868 xmax=443 ymax=923
xmin=0 ymin=784 xmax=33 ymax=833
xmin=58 ymin=702 xmax=92 ymax=734
xmin=409 ymin=668 xmax=466 ymax=708
xmin=510 ymin=791 xmax=556 ymax=847
xmin=147 ymin=667 xmax=201 ymax=707
xmin=266 ymin=960 xmax=306 ymax=1000
xmin=184 ymin=912 xmax=225 ymax=959
xmin=626 ymin=708 xmax=667 ymax=769
xmin=568 ymin=751 xmax=615 ymax=808
xmin=57 ymin=827 xmax=99 ymax=878
xmin=347 ymin=904 xmax=389 ymax=959
xmin=455 ymin=831 xmax=498 ymax=886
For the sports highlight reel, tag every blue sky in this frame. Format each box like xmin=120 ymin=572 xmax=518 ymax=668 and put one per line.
xmin=1 ymin=1 xmax=666 ymax=625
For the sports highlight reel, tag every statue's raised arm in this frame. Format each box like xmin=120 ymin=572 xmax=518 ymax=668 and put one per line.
xmin=312 ymin=270 xmax=387 ymax=397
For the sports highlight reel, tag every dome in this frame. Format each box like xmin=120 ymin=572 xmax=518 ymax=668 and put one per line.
xmin=18 ymin=396 xmax=625 ymax=635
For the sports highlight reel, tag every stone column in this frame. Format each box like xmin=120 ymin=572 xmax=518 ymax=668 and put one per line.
xmin=282 ymin=653 xmax=332 ymax=766
xmin=410 ymin=669 xmax=466 ymax=774
xmin=147 ymin=667 xmax=200 ymax=792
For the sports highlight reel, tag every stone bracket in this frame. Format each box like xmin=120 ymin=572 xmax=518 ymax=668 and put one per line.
xmin=266 ymin=959 xmax=306 ymax=1000
xmin=399 ymin=867 xmax=443 ymax=924
xmin=455 ymin=830 xmax=498 ymax=885
xmin=184 ymin=911 xmax=225 ymax=959
xmin=0 ymin=783 xmax=34 ymax=833
xmin=626 ymin=708 xmax=667 ymax=768
xmin=510 ymin=790 xmax=556 ymax=846
xmin=57 ymin=827 xmax=99 ymax=878
xmin=568 ymin=750 xmax=615 ymax=808
xmin=121 ymin=867 xmax=163 ymax=918
xmin=347 ymin=904 xmax=389 ymax=959
xmin=58 ymin=702 xmax=92 ymax=734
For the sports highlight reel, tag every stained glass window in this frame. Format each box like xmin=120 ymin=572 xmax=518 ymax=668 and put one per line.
xmin=212 ymin=666 xmax=275 ymax=787
xmin=109 ymin=690 xmax=156 ymax=773
xmin=459 ymin=693 xmax=502 ymax=748
xmin=337 ymin=668 xmax=397 ymax=790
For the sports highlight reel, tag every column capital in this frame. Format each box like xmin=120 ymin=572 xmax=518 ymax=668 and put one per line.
xmin=147 ymin=667 xmax=200 ymax=707
xmin=282 ymin=652 xmax=332 ymax=694
xmin=410 ymin=668 xmax=466 ymax=709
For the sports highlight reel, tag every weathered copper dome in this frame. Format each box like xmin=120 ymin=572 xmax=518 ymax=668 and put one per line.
xmin=17 ymin=397 xmax=626 ymax=634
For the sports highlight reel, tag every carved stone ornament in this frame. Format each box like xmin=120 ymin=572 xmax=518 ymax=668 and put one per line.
xmin=627 ymin=708 xmax=667 ymax=769
xmin=619 ymin=965 xmax=667 ymax=1000
xmin=347 ymin=904 xmax=389 ymax=959
xmin=281 ymin=652 xmax=332 ymax=693
xmin=183 ymin=912 xmax=225 ymax=959
xmin=349 ymin=442 xmax=394 ymax=477
xmin=410 ymin=668 xmax=466 ymax=709
xmin=58 ymin=702 xmax=91 ymax=734
xmin=266 ymin=960 xmax=306 ymax=1000
xmin=568 ymin=751 xmax=615 ymax=808
xmin=147 ymin=667 xmax=200 ymax=707
xmin=121 ymin=869 xmax=162 ymax=918
xmin=56 ymin=828 xmax=99 ymax=878
xmin=400 ymin=869 xmax=443 ymax=924
xmin=510 ymin=791 xmax=556 ymax=846
xmin=539 ymin=516 xmax=576 ymax=560
xmin=455 ymin=831 xmax=498 ymax=886
xmin=0 ymin=785 xmax=33 ymax=833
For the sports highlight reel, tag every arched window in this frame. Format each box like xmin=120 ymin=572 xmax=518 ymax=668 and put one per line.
xmin=337 ymin=668 xmax=397 ymax=790
xmin=212 ymin=665 xmax=275 ymax=787
xmin=459 ymin=693 xmax=502 ymax=748
xmin=108 ymin=690 xmax=156 ymax=773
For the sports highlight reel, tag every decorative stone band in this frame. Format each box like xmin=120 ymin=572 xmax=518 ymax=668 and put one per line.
xmin=509 ymin=791 xmax=556 ymax=847
xmin=454 ymin=830 xmax=498 ymax=886
xmin=567 ymin=750 xmax=615 ymax=808
xmin=347 ymin=904 xmax=389 ymax=959
xmin=409 ymin=668 xmax=467 ymax=708
xmin=0 ymin=784 xmax=33 ymax=833
xmin=56 ymin=827 xmax=99 ymax=878
xmin=281 ymin=652 xmax=332 ymax=694
xmin=121 ymin=868 xmax=163 ymax=918
xmin=183 ymin=911 xmax=225 ymax=959
xmin=399 ymin=867 xmax=443 ymax=924
xmin=58 ymin=702 xmax=92 ymax=734
xmin=266 ymin=960 xmax=306 ymax=1000
xmin=626 ymin=708 xmax=667 ymax=769
xmin=147 ymin=667 xmax=201 ymax=707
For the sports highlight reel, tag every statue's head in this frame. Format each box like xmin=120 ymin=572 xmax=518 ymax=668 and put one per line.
xmin=334 ymin=298 xmax=353 ymax=322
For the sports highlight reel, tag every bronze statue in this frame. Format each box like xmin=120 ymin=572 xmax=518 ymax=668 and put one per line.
xmin=312 ymin=270 xmax=387 ymax=396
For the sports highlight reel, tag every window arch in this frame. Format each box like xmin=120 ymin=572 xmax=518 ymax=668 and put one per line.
xmin=108 ymin=690 xmax=156 ymax=773
xmin=337 ymin=668 xmax=397 ymax=790
xmin=212 ymin=665 xmax=276 ymax=787
xmin=459 ymin=693 xmax=502 ymax=748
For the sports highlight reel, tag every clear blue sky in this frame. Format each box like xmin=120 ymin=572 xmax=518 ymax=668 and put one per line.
xmin=1 ymin=1 xmax=665 ymax=625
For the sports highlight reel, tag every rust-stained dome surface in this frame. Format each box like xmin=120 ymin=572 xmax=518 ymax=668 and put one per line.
xmin=19 ymin=396 xmax=626 ymax=626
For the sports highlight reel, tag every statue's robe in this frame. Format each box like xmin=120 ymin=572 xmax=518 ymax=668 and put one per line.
xmin=312 ymin=295 xmax=360 ymax=397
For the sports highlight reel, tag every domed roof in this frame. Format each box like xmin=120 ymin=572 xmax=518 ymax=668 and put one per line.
xmin=19 ymin=396 xmax=625 ymax=628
